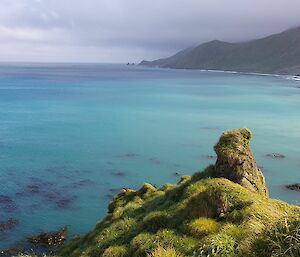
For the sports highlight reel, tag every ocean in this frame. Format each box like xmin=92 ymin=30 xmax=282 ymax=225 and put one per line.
xmin=0 ymin=63 xmax=300 ymax=249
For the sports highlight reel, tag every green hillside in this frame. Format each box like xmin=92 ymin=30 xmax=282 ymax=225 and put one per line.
xmin=140 ymin=27 xmax=300 ymax=75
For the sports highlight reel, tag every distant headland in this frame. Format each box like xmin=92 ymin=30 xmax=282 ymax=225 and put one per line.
xmin=140 ymin=26 xmax=300 ymax=75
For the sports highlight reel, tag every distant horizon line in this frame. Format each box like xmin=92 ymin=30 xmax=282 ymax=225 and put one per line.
xmin=0 ymin=61 xmax=136 ymax=65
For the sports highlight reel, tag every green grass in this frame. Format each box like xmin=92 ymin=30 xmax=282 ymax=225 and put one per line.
xmin=147 ymin=246 xmax=184 ymax=257
xmin=253 ymin=219 xmax=300 ymax=257
xmin=186 ymin=217 xmax=220 ymax=238
xmin=58 ymin=173 xmax=300 ymax=257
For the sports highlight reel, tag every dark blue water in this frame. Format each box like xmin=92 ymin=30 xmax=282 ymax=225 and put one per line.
xmin=0 ymin=63 xmax=300 ymax=249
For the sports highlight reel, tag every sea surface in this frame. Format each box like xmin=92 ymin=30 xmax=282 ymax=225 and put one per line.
xmin=0 ymin=63 xmax=300 ymax=249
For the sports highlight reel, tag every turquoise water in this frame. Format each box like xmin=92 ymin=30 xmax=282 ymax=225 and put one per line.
xmin=0 ymin=63 xmax=300 ymax=249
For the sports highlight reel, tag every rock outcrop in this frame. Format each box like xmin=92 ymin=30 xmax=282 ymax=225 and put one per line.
xmin=214 ymin=128 xmax=268 ymax=197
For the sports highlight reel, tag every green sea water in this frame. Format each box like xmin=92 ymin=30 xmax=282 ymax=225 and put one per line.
xmin=0 ymin=63 xmax=299 ymax=249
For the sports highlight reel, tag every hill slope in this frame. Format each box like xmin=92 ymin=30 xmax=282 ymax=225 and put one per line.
xmin=59 ymin=128 xmax=300 ymax=257
xmin=140 ymin=27 xmax=300 ymax=74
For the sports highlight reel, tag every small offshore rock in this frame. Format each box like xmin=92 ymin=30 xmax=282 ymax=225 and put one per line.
xmin=286 ymin=183 xmax=300 ymax=192
xmin=203 ymin=155 xmax=217 ymax=160
xmin=27 ymin=227 xmax=68 ymax=247
xmin=266 ymin=153 xmax=285 ymax=159
xmin=173 ymin=172 xmax=181 ymax=177
xmin=1 ymin=228 xmax=68 ymax=257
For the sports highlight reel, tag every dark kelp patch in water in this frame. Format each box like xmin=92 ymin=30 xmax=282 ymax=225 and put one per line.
xmin=0 ymin=195 xmax=17 ymax=214
xmin=14 ymin=173 xmax=85 ymax=211
xmin=0 ymin=218 xmax=18 ymax=233
xmin=115 ymin=153 xmax=139 ymax=159
xmin=69 ymin=179 xmax=96 ymax=189
xmin=0 ymin=196 xmax=14 ymax=204
xmin=149 ymin=157 xmax=162 ymax=165
xmin=110 ymin=170 xmax=126 ymax=177
xmin=55 ymin=196 xmax=78 ymax=210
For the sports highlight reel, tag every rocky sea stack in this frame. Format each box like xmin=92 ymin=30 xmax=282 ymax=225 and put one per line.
xmin=21 ymin=129 xmax=300 ymax=257
xmin=214 ymin=128 xmax=268 ymax=197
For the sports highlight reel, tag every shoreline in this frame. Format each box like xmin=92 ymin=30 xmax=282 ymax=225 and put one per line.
xmin=0 ymin=228 xmax=67 ymax=257
xmin=140 ymin=64 xmax=300 ymax=81
xmin=202 ymin=69 xmax=300 ymax=81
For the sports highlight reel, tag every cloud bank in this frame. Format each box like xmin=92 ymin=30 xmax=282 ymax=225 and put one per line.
xmin=0 ymin=0 xmax=299 ymax=62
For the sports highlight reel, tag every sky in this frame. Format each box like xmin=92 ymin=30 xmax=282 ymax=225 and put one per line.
xmin=0 ymin=0 xmax=300 ymax=63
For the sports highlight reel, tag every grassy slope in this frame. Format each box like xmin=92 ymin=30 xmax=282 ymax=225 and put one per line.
xmin=57 ymin=129 xmax=300 ymax=257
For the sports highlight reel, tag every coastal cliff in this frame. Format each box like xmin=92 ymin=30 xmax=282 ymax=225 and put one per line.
xmin=55 ymin=128 xmax=300 ymax=257
xmin=18 ymin=128 xmax=300 ymax=257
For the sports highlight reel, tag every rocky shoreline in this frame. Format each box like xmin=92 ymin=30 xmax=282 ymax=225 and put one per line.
xmin=0 ymin=228 xmax=67 ymax=257
xmin=57 ymin=128 xmax=300 ymax=257
xmin=1 ymin=129 xmax=298 ymax=257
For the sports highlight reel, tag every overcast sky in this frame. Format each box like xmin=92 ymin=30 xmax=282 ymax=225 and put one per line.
xmin=0 ymin=0 xmax=299 ymax=63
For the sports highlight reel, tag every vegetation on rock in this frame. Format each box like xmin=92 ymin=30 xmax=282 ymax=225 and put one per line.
xmin=214 ymin=128 xmax=268 ymax=197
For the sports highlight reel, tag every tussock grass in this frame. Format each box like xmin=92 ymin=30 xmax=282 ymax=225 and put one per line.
xmin=58 ymin=171 xmax=300 ymax=257
xmin=147 ymin=246 xmax=184 ymax=257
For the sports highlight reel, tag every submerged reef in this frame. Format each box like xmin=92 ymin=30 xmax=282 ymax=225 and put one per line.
xmin=5 ymin=128 xmax=300 ymax=257
xmin=0 ymin=218 xmax=18 ymax=233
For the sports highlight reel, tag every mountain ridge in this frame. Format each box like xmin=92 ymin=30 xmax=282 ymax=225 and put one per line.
xmin=140 ymin=26 xmax=300 ymax=75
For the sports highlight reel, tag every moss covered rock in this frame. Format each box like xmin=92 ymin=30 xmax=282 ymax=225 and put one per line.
xmin=214 ymin=128 xmax=268 ymax=197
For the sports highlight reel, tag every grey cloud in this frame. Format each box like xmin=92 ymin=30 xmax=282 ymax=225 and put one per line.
xmin=0 ymin=0 xmax=299 ymax=62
